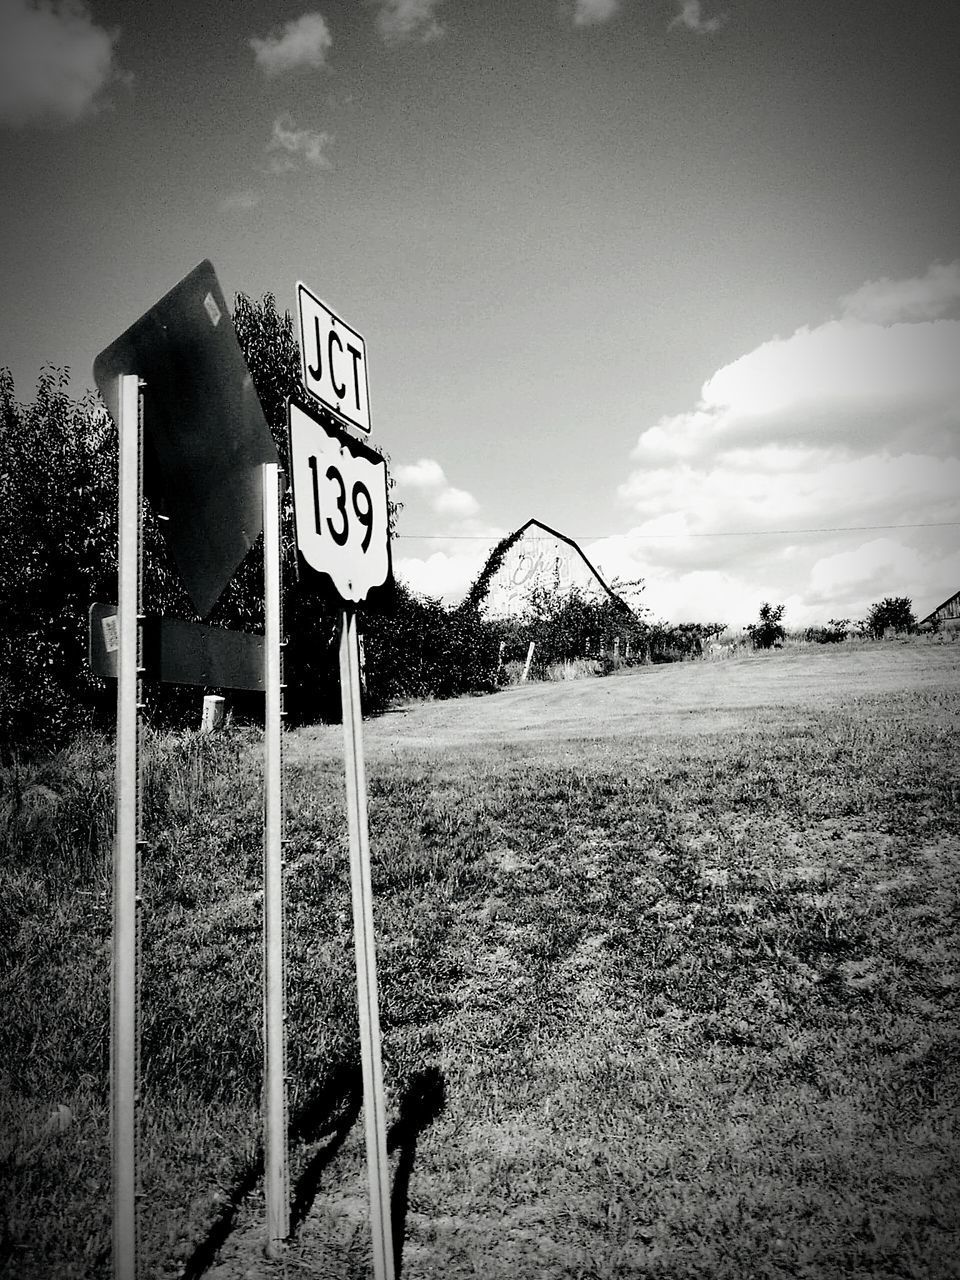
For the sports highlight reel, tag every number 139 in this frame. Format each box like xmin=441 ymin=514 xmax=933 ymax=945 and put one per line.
xmin=307 ymin=457 xmax=373 ymax=553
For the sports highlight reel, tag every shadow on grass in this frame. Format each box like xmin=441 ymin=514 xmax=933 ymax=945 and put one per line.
xmin=181 ymin=1060 xmax=362 ymax=1280
xmin=182 ymin=1062 xmax=445 ymax=1279
xmin=388 ymin=1066 xmax=446 ymax=1279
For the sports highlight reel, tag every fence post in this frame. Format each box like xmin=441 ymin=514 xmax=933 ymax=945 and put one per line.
xmin=201 ymin=695 xmax=225 ymax=733
xmin=521 ymin=641 xmax=535 ymax=683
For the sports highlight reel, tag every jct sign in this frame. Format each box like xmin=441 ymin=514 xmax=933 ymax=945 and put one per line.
xmin=287 ymin=398 xmax=391 ymax=603
xmin=297 ymin=282 xmax=371 ymax=434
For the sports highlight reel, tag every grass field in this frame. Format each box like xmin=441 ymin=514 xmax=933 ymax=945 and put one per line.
xmin=2 ymin=641 xmax=959 ymax=1278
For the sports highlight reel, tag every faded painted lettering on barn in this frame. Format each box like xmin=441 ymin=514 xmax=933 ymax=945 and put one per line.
xmin=480 ymin=518 xmax=625 ymax=620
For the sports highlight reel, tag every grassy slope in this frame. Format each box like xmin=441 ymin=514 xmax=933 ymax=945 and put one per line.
xmin=2 ymin=643 xmax=959 ymax=1278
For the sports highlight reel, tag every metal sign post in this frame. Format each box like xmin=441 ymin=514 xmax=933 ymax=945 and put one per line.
xmin=286 ymin=323 xmax=394 ymax=1278
xmin=339 ymin=606 xmax=394 ymax=1280
xmin=113 ymin=373 xmax=142 ymax=1280
xmin=95 ymin=263 xmax=289 ymax=1267
xmin=261 ymin=461 xmax=289 ymax=1254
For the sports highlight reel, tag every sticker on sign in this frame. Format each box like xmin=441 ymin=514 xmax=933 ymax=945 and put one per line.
xmin=287 ymin=399 xmax=391 ymax=603
xmin=297 ymin=282 xmax=371 ymax=435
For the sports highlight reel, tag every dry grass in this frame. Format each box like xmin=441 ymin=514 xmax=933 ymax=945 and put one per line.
xmin=2 ymin=642 xmax=959 ymax=1278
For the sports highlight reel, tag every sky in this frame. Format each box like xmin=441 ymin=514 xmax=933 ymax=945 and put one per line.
xmin=1 ymin=0 xmax=958 ymax=630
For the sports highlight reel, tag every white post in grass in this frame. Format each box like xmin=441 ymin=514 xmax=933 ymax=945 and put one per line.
xmin=262 ymin=461 xmax=288 ymax=1254
xmin=339 ymin=606 xmax=394 ymax=1280
xmin=521 ymin=641 xmax=535 ymax=683
xmin=113 ymin=373 xmax=141 ymax=1280
xmin=201 ymin=694 xmax=225 ymax=734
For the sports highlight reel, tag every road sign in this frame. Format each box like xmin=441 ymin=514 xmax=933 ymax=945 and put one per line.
xmin=297 ymin=282 xmax=371 ymax=434
xmin=93 ymin=260 xmax=280 ymax=618
xmin=287 ymin=398 xmax=391 ymax=603
xmin=89 ymin=604 xmax=266 ymax=692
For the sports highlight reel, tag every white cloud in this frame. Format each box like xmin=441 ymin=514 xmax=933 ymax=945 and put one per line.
xmin=393 ymin=455 xmax=480 ymax=521
xmin=250 ymin=12 xmax=332 ymax=76
xmin=369 ymin=0 xmax=444 ymax=45
xmin=393 ymin=458 xmax=446 ymax=488
xmin=634 ymin=319 xmax=960 ymax=461
xmin=267 ymin=114 xmax=333 ymax=171
xmin=435 ymin=486 xmax=479 ymax=517
xmin=0 ymin=0 xmax=125 ymax=126
xmin=669 ymin=1 xmax=725 ymax=34
xmin=571 ymin=0 xmax=620 ymax=26
xmin=808 ymin=538 xmax=925 ymax=602
xmin=391 ymin=456 xmax=489 ymax=599
xmin=840 ymin=260 xmax=960 ymax=325
xmin=607 ymin=263 xmax=960 ymax=628
xmin=394 ymin=546 xmax=489 ymax=603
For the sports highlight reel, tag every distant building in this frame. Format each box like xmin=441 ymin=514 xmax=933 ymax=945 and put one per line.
xmin=475 ymin=518 xmax=628 ymax=620
xmin=919 ymin=588 xmax=960 ymax=631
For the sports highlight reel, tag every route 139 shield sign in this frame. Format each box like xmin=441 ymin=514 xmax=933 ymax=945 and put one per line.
xmin=287 ymin=398 xmax=392 ymax=604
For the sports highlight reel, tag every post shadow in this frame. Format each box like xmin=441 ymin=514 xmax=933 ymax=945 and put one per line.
xmin=182 ymin=1059 xmax=362 ymax=1279
xmin=387 ymin=1066 xmax=446 ymax=1280
xmin=181 ymin=1061 xmax=445 ymax=1279
xmin=288 ymin=1060 xmax=364 ymax=1234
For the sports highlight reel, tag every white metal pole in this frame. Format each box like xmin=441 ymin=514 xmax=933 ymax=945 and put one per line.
xmin=113 ymin=373 xmax=141 ymax=1280
xmin=339 ymin=607 xmax=394 ymax=1280
xmin=262 ymin=461 xmax=288 ymax=1253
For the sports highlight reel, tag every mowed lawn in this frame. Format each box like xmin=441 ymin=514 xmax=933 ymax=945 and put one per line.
xmin=3 ymin=641 xmax=959 ymax=1279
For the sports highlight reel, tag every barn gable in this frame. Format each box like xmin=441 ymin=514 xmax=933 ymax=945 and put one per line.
xmin=477 ymin=518 xmax=626 ymax=620
xmin=920 ymin=588 xmax=960 ymax=629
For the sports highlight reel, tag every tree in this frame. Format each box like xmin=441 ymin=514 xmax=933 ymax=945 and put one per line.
xmin=0 ymin=292 xmax=403 ymax=745
xmin=866 ymin=596 xmax=915 ymax=638
xmin=0 ymin=366 xmax=118 ymax=747
xmin=746 ymin=602 xmax=785 ymax=650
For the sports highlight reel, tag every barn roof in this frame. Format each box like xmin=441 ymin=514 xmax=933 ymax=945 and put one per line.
xmin=475 ymin=517 xmax=631 ymax=614
xmin=920 ymin=587 xmax=960 ymax=626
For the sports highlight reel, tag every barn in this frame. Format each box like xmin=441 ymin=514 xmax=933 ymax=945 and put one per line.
xmin=473 ymin=518 xmax=628 ymax=619
xmin=919 ymin=588 xmax=960 ymax=632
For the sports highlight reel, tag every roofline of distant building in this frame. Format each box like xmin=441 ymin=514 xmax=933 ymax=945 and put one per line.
xmin=505 ymin=518 xmax=633 ymax=613
xmin=919 ymin=587 xmax=960 ymax=626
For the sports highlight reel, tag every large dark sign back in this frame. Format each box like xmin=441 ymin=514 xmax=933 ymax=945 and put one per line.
xmin=94 ymin=260 xmax=279 ymax=618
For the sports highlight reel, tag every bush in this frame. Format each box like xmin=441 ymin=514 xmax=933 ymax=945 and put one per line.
xmin=746 ymin=602 xmax=786 ymax=650
xmin=361 ymin=582 xmax=501 ymax=709
xmin=866 ymin=596 xmax=915 ymax=638
xmin=804 ymin=618 xmax=849 ymax=644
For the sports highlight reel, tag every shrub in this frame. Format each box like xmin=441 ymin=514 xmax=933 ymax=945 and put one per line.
xmin=804 ymin=618 xmax=849 ymax=644
xmin=361 ymin=582 xmax=501 ymax=710
xmin=866 ymin=596 xmax=916 ymax=638
xmin=746 ymin=602 xmax=786 ymax=650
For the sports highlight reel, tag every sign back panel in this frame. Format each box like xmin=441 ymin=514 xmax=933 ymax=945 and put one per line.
xmin=93 ymin=260 xmax=280 ymax=618
xmin=89 ymin=604 xmax=265 ymax=691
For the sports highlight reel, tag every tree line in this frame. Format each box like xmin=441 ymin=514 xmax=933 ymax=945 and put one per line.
xmin=0 ymin=292 xmax=913 ymax=753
